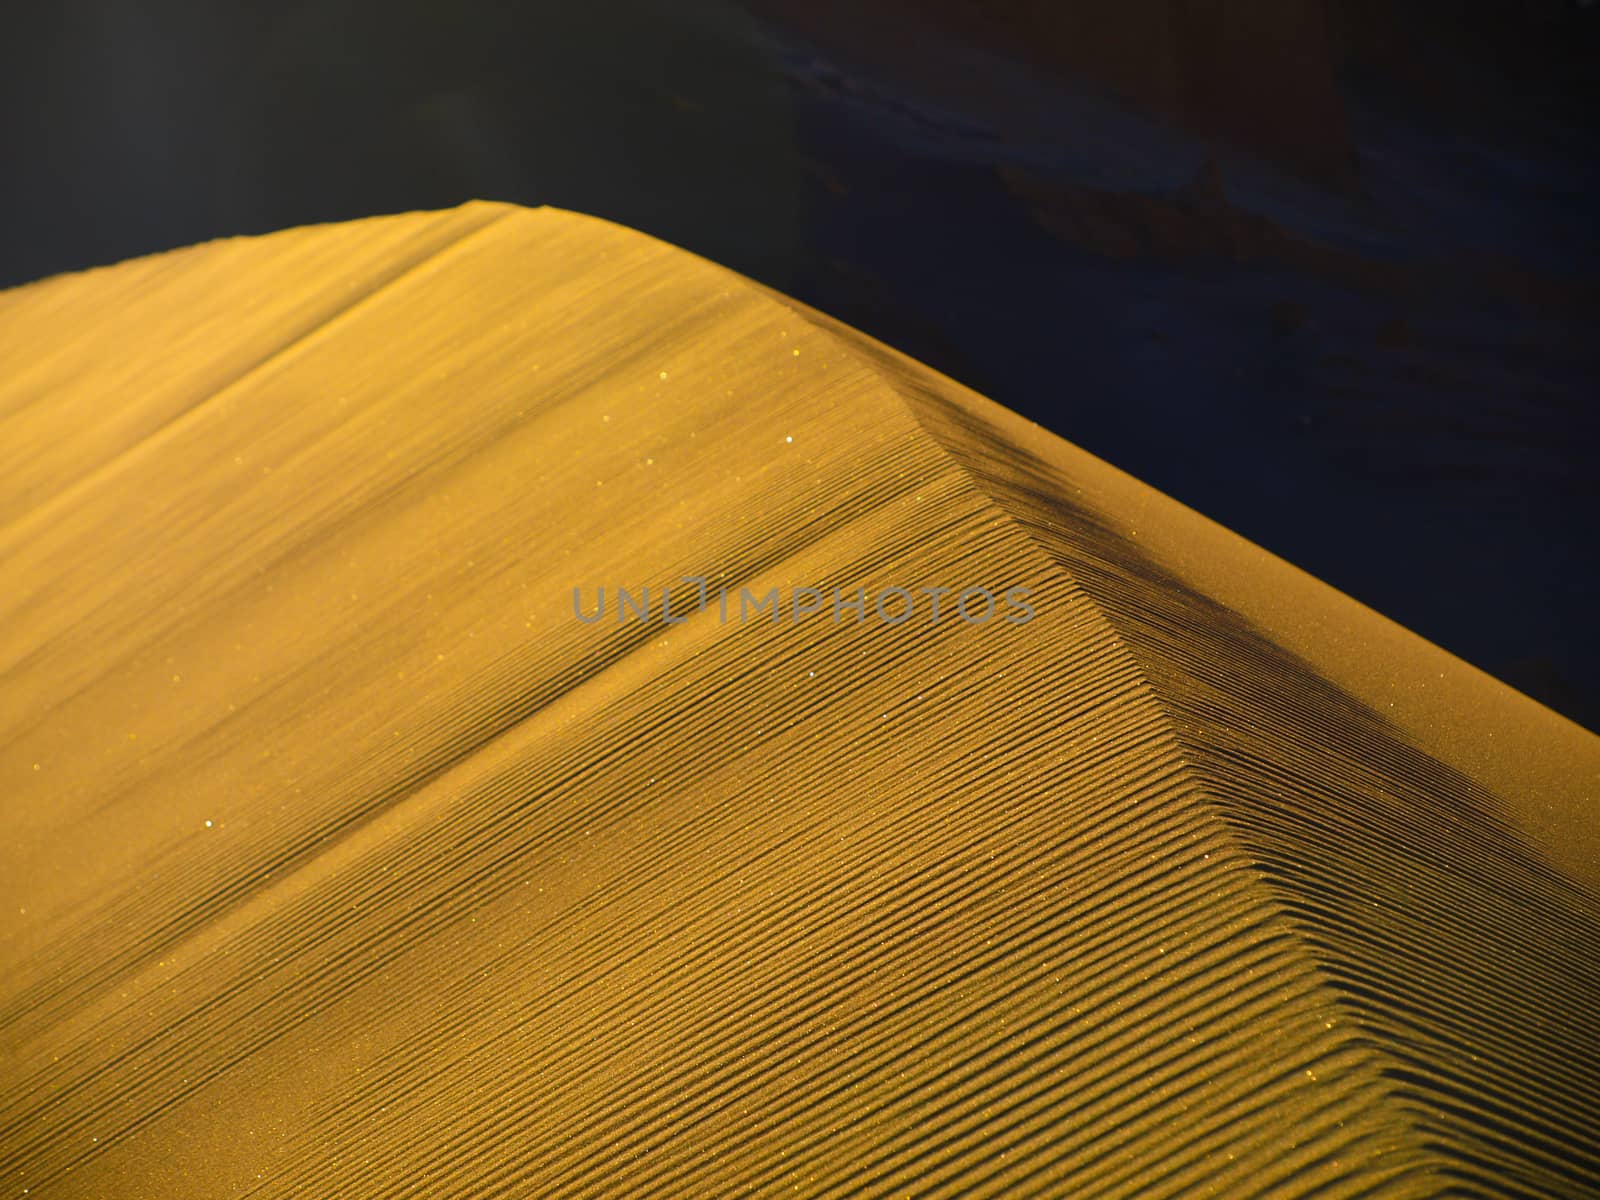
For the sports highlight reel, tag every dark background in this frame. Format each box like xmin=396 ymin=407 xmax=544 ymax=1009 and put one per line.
xmin=2 ymin=1 xmax=1595 ymax=728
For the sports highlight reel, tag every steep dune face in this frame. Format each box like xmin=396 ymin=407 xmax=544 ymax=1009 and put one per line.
xmin=804 ymin=325 xmax=1600 ymax=1194
xmin=0 ymin=203 xmax=1595 ymax=1197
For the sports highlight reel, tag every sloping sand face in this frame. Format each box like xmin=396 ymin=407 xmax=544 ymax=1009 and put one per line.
xmin=0 ymin=202 xmax=1595 ymax=1197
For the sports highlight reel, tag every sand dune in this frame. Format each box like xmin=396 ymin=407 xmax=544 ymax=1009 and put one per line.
xmin=1 ymin=201 xmax=1596 ymax=1197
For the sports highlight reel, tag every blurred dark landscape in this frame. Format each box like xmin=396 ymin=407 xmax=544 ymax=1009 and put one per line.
xmin=1 ymin=0 xmax=1595 ymax=728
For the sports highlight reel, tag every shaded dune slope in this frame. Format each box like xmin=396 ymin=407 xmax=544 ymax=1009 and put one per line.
xmin=0 ymin=202 xmax=1596 ymax=1197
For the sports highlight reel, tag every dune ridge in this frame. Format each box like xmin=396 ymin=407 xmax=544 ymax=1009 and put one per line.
xmin=0 ymin=202 xmax=1595 ymax=1197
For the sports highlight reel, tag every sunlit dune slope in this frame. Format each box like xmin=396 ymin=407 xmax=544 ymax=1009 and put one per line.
xmin=1 ymin=201 xmax=1596 ymax=1198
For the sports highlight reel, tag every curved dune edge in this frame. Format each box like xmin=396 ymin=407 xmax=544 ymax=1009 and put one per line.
xmin=0 ymin=201 xmax=1594 ymax=1197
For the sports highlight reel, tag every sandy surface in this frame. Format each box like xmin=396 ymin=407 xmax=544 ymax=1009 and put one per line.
xmin=1 ymin=202 xmax=1596 ymax=1197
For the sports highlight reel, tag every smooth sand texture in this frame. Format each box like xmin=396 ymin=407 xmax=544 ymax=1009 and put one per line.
xmin=1 ymin=201 xmax=1596 ymax=1197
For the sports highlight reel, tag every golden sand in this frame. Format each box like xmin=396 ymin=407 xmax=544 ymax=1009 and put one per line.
xmin=1 ymin=202 xmax=1596 ymax=1197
